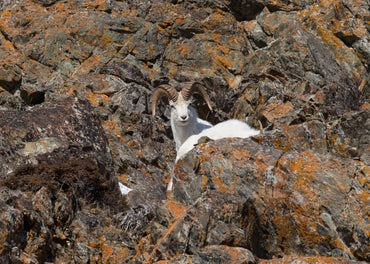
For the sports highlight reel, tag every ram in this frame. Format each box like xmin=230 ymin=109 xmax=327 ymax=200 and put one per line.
xmin=152 ymin=81 xmax=261 ymax=191
xmin=151 ymin=81 xmax=213 ymax=151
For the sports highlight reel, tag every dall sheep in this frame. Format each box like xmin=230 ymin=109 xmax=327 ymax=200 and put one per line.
xmin=152 ymin=81 xmax=260 ymax=158
xmin=151 ymin=81 xmax=213 ymax=151
xmin=152 ymin=81 xmax=261 ymax=192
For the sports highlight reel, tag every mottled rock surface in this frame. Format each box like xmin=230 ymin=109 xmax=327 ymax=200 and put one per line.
xmin=0 ymin=98 xmax=130 ymax=263
xmin=0 ymin=0 xmax=369 ymax=263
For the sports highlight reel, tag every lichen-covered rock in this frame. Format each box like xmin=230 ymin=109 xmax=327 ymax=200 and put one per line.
xmin=170 ymin=137 xmax=370 ymax=261
xmin=0 ymin=0 xmax=369 ymax=263
xmin=0 ymin=97 xmax=114 ymax=180
xmin=0 ymin=98 xmax=129 ymax=263
xmin=260 ymin=256 xmax=368 ymax=264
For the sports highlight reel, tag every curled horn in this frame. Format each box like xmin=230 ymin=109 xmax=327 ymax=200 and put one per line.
xmin=181 ymin=82 xmax=213 ymax=111
xmin=151 ymin=84 xmax=179 ymax=117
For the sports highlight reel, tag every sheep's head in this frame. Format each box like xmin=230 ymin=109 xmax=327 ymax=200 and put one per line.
xmin=151 ymin=82 xmax=213 ymax=125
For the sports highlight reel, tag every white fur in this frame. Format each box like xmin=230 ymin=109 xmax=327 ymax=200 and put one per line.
xmin=169 ymin=93 xmax=212 ymax=151
xmin=176 ymin=119 xmax=260 ymax=162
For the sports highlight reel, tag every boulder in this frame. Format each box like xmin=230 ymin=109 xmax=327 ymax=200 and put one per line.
xmin=0 ymin=98 xmax=129 ymax=263
xmin=166 ymin=137 xmax=370 ymax=261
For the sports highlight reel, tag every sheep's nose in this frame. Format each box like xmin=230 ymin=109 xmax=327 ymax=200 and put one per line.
xmin=180 ymin=115 xmax=187 ymax=121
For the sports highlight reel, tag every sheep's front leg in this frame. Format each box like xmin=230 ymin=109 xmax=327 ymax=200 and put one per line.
xmin=166 ymin=173 xmax=174 ymax=193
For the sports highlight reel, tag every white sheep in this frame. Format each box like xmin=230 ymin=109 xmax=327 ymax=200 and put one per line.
xmin=152 ymin=81 xmax=261 ymax=192
xmin=151 ymin=81 xmax=213 ymax=151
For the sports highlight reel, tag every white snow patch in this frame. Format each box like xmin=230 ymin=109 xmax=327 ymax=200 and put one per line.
xmin=119 ymin=182 xmax=133 ymax=195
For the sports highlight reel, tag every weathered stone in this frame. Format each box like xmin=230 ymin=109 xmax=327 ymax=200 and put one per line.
xmin=0 ymin=187 xmax=53 ymax=264
xmin=197 ymin=245 xmax=256 ymax=263
xmin=0 ymin=0 xmax=369 ymax=262
xmin=0 ymin=34 xmax=23 ymax=94
xmin=172 ymin=138 xmax=370 ymax=261
xmin=259 ymin=256 xmax=367 ymax=264
xmin=0 ymin=97 xmax=130 ymax=262
xmin=99 ymin=60 xmax=151 ymax=88
xmin=0 ymin=98 xmax=114 ymax=178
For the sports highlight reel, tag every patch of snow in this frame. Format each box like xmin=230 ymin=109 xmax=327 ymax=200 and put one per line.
xmin=119 ymin=182 xmax=133 ymax=195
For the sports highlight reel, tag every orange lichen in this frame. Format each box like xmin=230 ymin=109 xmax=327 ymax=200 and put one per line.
xmin=101 ymin=242 xmax=129 ymax=263
xmin=260 ymin=255 xmax=361 ymax=264
xmin=144 ymin=200 xmax=190 ymax=263
xmin=296 ymin=5 xmax=365 ymax=76
xmin=263 ymin=100 xmax=295 ymax=121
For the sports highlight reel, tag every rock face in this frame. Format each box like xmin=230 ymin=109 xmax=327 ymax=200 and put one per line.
xmin=169 ymin=138 xmax=369 ymax=261
xmin=0 ymin=98 xmax=129 ymax=263
xmin=0 ymin=0 xmax=369 ymax=263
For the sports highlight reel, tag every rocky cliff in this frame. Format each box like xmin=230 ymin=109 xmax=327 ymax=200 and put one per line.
xmin=0 ymin=0 xmax=369 ymax=263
